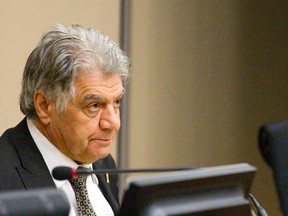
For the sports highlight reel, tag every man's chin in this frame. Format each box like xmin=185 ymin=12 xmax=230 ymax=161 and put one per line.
xmin=83 ymin=152 xmax=111 ymax=164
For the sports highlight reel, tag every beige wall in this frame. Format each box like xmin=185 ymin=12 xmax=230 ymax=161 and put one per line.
xmin=128 ymin=1 xmax=288 ymax=216
xmin=1 ymin=1 xmax=288 ymax=216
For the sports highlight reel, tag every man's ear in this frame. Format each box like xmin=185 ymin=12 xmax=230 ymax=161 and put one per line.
xmin=34 ymin=92 xmax=52 ymax=125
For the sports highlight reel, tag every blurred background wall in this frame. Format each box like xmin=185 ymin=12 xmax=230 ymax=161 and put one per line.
xmin=128 ymin=1 xmax=288 ymax=216
xmin=0 ymin=1 xmax=287 ymax=216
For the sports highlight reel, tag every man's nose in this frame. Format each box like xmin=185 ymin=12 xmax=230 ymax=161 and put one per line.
xmin=99 ymin=105 xmax=120 ymax=131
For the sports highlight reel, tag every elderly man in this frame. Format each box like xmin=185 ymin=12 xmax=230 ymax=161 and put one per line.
xmin=0 ymin=24 xmax=129 ymax=216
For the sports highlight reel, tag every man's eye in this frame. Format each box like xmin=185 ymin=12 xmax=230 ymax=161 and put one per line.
xmin=114 ymin=99 xmax=122 ymax=107
xmin=88 ymin=103 xmax=99 ymax=111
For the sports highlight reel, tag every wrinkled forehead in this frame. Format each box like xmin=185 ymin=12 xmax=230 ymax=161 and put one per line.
xmin=73 ymin=69 xmax=124 ymax=97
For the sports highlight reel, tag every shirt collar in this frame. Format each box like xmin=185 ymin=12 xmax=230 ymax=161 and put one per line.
xmin=26 ymin=118 xmax=99 ymax=187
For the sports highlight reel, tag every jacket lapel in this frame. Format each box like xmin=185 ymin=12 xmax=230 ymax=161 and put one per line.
xmin=93 ymin=160 xmax=120 ymax=215
xmin=11 ymin=118 xmax=55 ymax=189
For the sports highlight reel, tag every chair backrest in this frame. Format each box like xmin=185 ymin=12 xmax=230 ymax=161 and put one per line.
xmin=259 ymin=119 xmax=288 ymax=216
xmin=0 ymin=188 xmax=70 ymax=216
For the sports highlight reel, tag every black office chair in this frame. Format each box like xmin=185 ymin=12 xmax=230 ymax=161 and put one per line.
xmin=259 ymin=119 xmax=288 ymax=216
xmin=0 ymin=188 xmax=70 ymax=216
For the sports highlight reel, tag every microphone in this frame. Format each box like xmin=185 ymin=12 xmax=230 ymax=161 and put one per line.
xmin=52 ymin=166 xmax=195 ymax=180
xmin=249 ymin=194 xmax=268 ymax=216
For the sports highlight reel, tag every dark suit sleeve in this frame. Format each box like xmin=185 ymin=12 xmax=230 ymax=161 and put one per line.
xmin=0 ymin=129 xmax=24 ymax=191
xmin=0 ymin=120 xmax=55 ymax=191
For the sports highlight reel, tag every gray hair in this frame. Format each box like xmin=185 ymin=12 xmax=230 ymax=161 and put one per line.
xmin=19 ymin=24 xmax=130 ymax=118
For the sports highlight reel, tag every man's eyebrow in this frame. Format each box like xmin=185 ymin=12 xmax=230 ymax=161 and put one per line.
xmin=83 ymin=95 xmax=102 ymax=100
xmin=83 ymin=89 xmax=126 ymax=101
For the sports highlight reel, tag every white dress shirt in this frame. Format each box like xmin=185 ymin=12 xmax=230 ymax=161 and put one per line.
xmin=27 ymin=119 xmax=114 ymax=216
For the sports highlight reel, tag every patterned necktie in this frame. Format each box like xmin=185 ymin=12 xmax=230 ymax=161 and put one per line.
xmin=69 ymin=167 xmax=96 ymax=216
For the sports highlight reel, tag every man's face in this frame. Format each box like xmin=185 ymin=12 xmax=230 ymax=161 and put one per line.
xmin=45 ymin=71 xmax=123 ymax=164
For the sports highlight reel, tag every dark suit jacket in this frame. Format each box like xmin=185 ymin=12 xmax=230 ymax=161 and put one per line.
xmin=0 ymin=118 xmax=120 ymax=214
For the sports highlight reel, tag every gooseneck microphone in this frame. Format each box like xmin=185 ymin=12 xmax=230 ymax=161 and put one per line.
xmin=52 ymin=166 xmax=195 ymax=180
xmin=248 ymin=194 xmax=268 ymax=216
